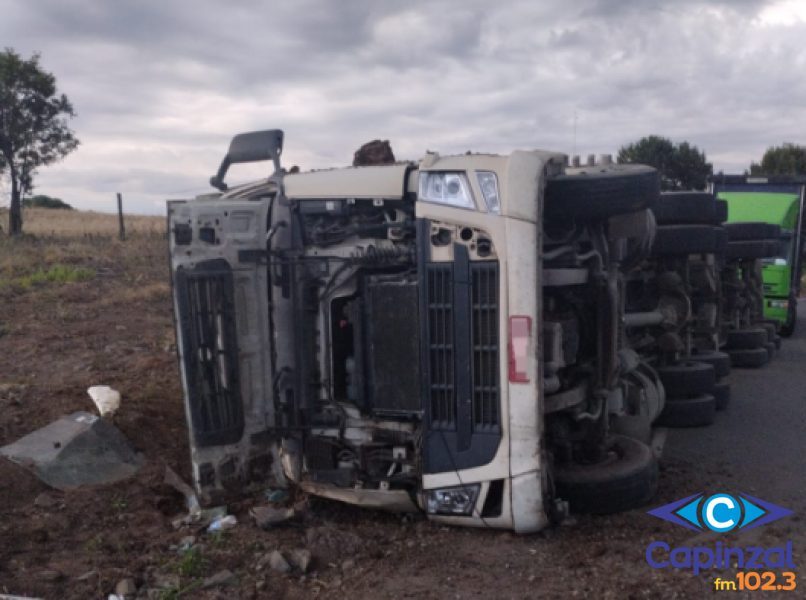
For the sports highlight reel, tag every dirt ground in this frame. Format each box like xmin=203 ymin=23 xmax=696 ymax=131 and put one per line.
xmin=1 ymin=214 xmax=803 ymax=599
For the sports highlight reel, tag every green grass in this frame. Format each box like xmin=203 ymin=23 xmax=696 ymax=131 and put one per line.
xmin=176 ymin=547 xmax=207 ymax=578
xmin=0 ymin=263 xmax=94 ymax=289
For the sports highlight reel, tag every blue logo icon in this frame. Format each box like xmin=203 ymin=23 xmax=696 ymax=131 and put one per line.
xmin=648 ymin=492 xmax=792 ymax=532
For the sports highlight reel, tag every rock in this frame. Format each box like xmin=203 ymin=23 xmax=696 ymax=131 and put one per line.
xmin=341 ymin=559 xmax=355 ymax=572
xmin=202 ymin=569 xmax=236 ymax=588
xmin=153 ymin=573 xmax=180 ymax=589
xmin=115 ymin=577 xmax=137 ymax=596
xmin=250 ymin=505 xmax=294 ymax=529
xmin=268 ymin=550 xmax=291 ymax=574
xmin=177 ymin=535 xmax=196 ymax=552
xmin=288 ymin=548 xmax=312 ymax=573
xmin=34 ymin=492 xmax=58 ymax=508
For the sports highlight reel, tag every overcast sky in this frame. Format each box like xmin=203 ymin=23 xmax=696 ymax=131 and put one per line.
xmin=2 ymin=0 xmax=806 ymax=214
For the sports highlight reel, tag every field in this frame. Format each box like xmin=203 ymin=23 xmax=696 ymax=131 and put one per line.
xmin=1 ymin=208 xmax=804 ymax=599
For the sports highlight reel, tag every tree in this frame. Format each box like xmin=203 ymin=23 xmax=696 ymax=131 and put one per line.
xmin=749 ymin=143 xmax=806 ymax=176
xmin=0 ymin=49 xmax=79 ymax=236
xmin=617 ymin=135 xmax=712 ymax=191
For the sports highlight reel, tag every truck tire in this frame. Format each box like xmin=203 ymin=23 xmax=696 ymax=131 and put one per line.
xmin=764 ymin=341 xmax=776 ymax=360
xmin=544 ymin=164 xmax=659 ymax=221
xmin=780 ymin=298 xmax=797 ymax=337
xmin=651 ymin=225 xmax=717 ymax=256
xmin=714 ymin=200 xmax=728 ymax=224
xmin=725 ymin=240 xmax=776 ymax=260
xmin=726 ymin=328 xmax=767 ymax=350
xmin=655 ymin=393 xmax=716 ymax=427
xmin=725 ymin=222 xmax=773 ymax=241
xmin=656 ymin=361 xmax=715 ymax=397
xmin=757 ymin=322 xmax=777 ymax=343
xmin=553 ymin=435 xmax=658 ymax=514
xmin=727 ymin=347 xmax=769 ymax=368
xmin=654 ymin=192 xmax=715 ymax=225
xmin=713 ymin=381 xmax=730 ymax=411
xmin=688 ymin=350 xmax=731 ymax=378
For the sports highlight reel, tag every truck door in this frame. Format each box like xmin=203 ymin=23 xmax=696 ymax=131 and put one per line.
xmin=168 ymin=194 xmax=277 ymax=498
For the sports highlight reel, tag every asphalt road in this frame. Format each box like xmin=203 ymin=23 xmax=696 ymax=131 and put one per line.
xmin=664 ymin=303 xmax=806 ymax=553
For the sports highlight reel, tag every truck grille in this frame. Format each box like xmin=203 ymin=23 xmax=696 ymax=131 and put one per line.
xmin=425 ymin=261 xmax=499 ymax=430
xmin=175 ymin=260 xmax=244 ymax=447
xmin=471 ymin=263 xmax=499 ymax=430
xmin=426 ymin=265 xmax=455 ymax=428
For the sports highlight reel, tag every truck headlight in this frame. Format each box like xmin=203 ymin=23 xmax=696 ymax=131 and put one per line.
xmin=425 ymin=484 xmax=480 ymax=516
xmin=476 ymin=171 xmax=500 ymax=214
xmin=419 ymin=172 xmax=475 ymax=210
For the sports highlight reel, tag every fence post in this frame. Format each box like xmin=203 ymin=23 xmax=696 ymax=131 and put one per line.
xmin=117 ymin=193 xmax=126 ymax=241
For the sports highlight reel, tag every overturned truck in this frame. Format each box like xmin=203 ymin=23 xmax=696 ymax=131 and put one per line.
xmin=168 ymin=130 xmax=667 ymax=533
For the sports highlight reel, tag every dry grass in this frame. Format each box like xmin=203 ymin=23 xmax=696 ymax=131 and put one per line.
xmin=0 ymin=206 xmax=164 ymax=237
xmin=0 ymin=207 xmax=168 ymax=294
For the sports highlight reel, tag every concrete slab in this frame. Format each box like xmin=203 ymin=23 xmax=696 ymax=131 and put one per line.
xmin=0 ymin=411 xmax=143 ymax=489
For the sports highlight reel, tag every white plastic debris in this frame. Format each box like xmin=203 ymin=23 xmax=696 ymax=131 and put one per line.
xmin=87 ymin=385 xmax=121 ymax=417
xmin=208 ymin=515 xmax=237 ymax=532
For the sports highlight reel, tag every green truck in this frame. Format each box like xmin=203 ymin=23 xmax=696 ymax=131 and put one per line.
xmin=710 ymin=175 xmax=806 ymax=336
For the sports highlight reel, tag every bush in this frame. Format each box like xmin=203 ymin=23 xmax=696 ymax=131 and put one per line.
xmin=22 ymin=195 xmax=73 ymax=210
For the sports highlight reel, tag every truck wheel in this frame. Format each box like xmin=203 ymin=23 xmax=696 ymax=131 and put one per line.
xmin=757 ymin=322 xmax=777 ymax=343
xmin=780 ymin=298 xmax=797 ymax=337
xmin=688 ymin=350 xmax=731 ymax=378
xmin=544 ymin=164 xmax=659 ymax=221
xmin=654 ymin=192 xmax=715 ymax=225
xmin=713 ymin=381 xmax=730 ymax=411
xmin=655 ymin=393 xmax=716 ymax=427
xmin=651 ymin=225 xmax=717 ymax=256
xmin=726 ymin=328 xmax=767 ymax=350
xmin=553 ymin=435 xmax=658 ymax=514
xmin=714 ymin=200 xmax=728 ymax=224
xmin=725 ymin=222 xmax=775 ymax=241
xmin=727 ymin=347 xmax=769 ymax=368
xmin=656 ymin=361 xmax=715 ymax=397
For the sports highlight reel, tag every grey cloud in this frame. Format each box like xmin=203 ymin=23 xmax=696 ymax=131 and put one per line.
xmin=2 ymin=0 xmax=806 ymax=214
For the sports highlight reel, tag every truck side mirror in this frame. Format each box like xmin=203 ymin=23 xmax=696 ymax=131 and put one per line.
xmin=210 ymin=129 xmax=284 ymax=191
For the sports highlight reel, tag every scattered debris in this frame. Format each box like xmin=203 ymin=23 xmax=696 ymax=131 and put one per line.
xmin=33 ymin=491 xmax=59 ymax=508
xmin=202 ymin=569 xmax=236 ymax=589
xmin=207 ymin=514 xmax=237 ymax=532
xmin=177 ymin=535 xmax=196 ymax=552
xmin=288 ymin=549 xmax=313 ymax=574
xmin=114 ymin=577 xmax=137 ymax=597
xmin=0 ymin=412 xmax=143 ymax=489
xmin=37 ymin=570 xmax=63 ymax=582
xmin=264 ymin=488 xmax=289 ymax=503
xmin=250 ymin=505 xmax=295 ymax=529
xmin=87 ymin=385 xmax=121 ymax=417
xmin=268 ymin=550 xmax=292 ymax=574
xmin=341 ymin=559 xmax=356 ymax=572
xmin=152 ymin=573 xmax=180 ymax=590
xmin=163 ymin=466 xmax=200 ymax=516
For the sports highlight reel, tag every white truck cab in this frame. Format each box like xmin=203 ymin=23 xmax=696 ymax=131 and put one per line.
xmin=169 ymin=130 xmax=664 ymax=532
